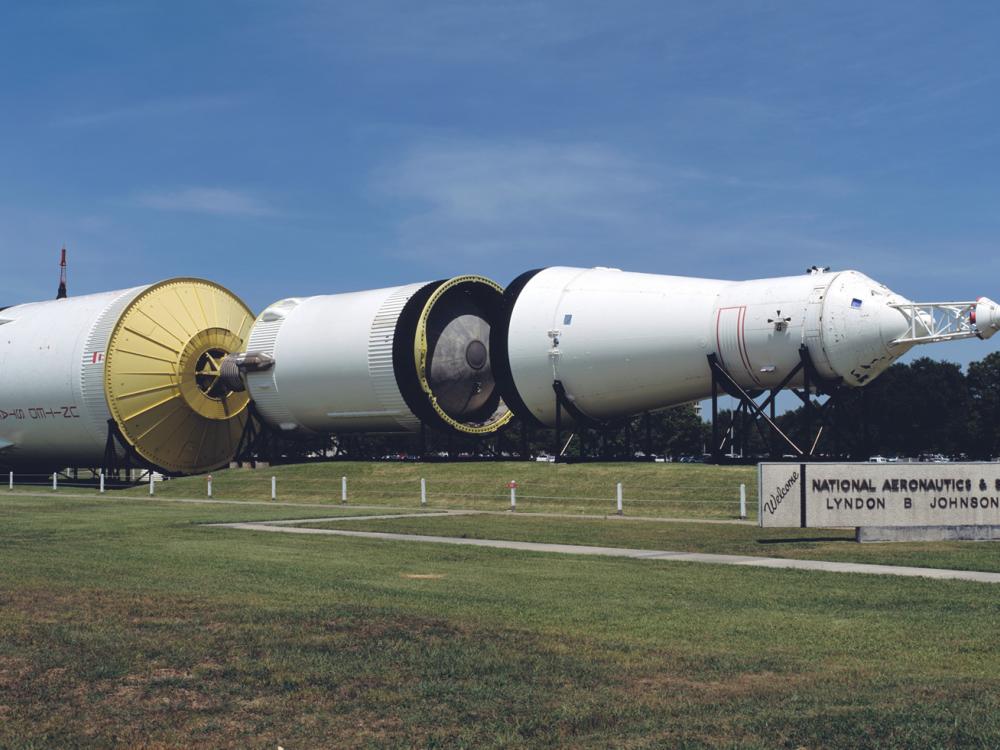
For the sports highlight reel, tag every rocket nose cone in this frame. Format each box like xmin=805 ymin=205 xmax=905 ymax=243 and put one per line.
xmin=975 ymin=297 xmax=1000 ymax=339
xmin=818 ymin=271 xmax=917 ymax=387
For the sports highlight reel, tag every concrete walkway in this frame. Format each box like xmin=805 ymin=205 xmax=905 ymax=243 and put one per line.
xmin=208 ymin=520 xmax=1000 ymax=584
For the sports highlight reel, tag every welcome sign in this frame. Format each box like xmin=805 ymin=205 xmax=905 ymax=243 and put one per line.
xmin=758 ymin=463 xmax=1000 ymax=528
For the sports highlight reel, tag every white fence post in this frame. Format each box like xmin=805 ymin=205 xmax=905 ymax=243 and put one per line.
xmin=8 ymin=471 xmax=12 ymax=491
xmin=99 ymin=472 xmax=105 ymax=494
xmin=341 ymin=476 xmax=347 ymax=504
xmin=271 ymin=476 xmax=277 ymax=501
xmin=52 ymin=473 xmax=57 ymax=491
xmin=616 ymin=482 xmax=623 ymax=516
xmin=207 ymin=474 xmax=213 ymax=498
xmin=509 ymin=480 xmax=517 ymax=511
xmin=149 ymin=473 xmax=155 ymax=496
xmin=420 ymin=478 xmax=427 ymax=506
xmin=739 ymin=483 xmax=747 ymax=519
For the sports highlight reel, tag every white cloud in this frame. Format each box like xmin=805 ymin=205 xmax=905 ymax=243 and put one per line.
xmin=383 ymin=141 xmax=654 ymax=220
xmin=374 ymin=140 xmax=660 ymax=263
xmin=294 ymin=1 xmax=642 ymax=61
xmin=137 ymin=187 xmax=276 ymax=217
xmin=55 ymin=95 xmax=235 ymax=128
xmin=371 ymin=138 xmax=872 ymax=273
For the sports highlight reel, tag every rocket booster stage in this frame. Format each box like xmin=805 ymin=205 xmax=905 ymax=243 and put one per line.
xmin=0 ymin=279 xmax=254 ymax=474
xmin=231 ymin=276 xmax=512 ymax=438
xmin=492 ymin=267 xmax=999 ymax=428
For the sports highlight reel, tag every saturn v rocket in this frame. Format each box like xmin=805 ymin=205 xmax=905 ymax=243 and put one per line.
xmin=1 ymin=265 xmax=997 ymax=473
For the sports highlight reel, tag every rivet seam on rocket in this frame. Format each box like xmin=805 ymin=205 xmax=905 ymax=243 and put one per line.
xmin=102 ymin=278 xmax=254 ymax=475
xmin=413 ymin=275 xmax=514 ymax=434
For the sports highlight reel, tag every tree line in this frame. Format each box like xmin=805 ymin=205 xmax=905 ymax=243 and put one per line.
xmin=265 ymin=353 xmax=999 ymax=462
xmin=772 ymin=352 xmax=1000 ymax=460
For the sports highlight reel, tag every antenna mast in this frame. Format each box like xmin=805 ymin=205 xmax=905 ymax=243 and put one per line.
xmin=56 ymin=247 xmax=67 ymax=299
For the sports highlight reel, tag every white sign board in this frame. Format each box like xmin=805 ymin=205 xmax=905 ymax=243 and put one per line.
xmin=759 ymin=462 xmax=1000 ymax=528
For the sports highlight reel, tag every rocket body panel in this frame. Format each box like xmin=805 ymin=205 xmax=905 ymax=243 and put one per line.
xmin=499 ymin=267 xmax=918 ymax=428
xmin=504 ymin=267 xmax=726 ymax=424
xmin=0 ymin=280 xmax=254 ymax=474
xmin=0 ymin=287 xmax=145 ymax=467
xmin=242 ymin=276 xmax=512 ymax=436
xmin=245 ymin=284 xmax=427 ymax=434
xmin=710 ymin=273 xmax=824 ymax=389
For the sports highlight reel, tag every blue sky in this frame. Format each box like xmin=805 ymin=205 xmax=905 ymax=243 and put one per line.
xmin=2 ymin=1 xmax=999 ymax=370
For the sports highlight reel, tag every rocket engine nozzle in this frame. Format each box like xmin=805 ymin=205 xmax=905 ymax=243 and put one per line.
xmin=219 ymin=352 xmax=275 ymax=392
xmin=393 ymin=276 xmax=511 ymax=432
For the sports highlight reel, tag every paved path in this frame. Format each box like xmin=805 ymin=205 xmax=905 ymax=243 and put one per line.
xmin=208 ymin=520 xmax=1000 ymax=584
xmin=260 ymin=511 xmax=478 ymax=526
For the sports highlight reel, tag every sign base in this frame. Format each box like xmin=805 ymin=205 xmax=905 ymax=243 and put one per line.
xmin=856 ymin=525 xmax=1000 ymax=543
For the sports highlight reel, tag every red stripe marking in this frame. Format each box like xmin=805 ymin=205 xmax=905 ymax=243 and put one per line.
xmin=736 ymin=307 xmax=761 ymax=386
xmin=736 ymin=308 xmax=750 ymax=376
xmin=715 ymin=310 xmax=724 ymax=369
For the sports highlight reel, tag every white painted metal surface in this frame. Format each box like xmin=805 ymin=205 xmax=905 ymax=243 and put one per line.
xmin=246 ymin=285 xmax=427 ymax=434
xmin=0 ymin=286 xmax=146 ymax=467
xmin=243 ymin=278 xmax=511 ymax=435
xmin=501 ymin=267 xmax=724 ymax=425
xmin=0 ymin=280 xmax=255 ymax=474
xmin=499 ymin=266 xmax=994 ymax=427
xmin=889 ymin=297 xmax=1000 ymax=345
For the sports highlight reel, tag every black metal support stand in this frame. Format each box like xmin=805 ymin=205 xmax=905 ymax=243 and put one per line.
xmin=102 ymin=418 xmax=142 ymax=483
xmin=233 ymin=405 xmax=263 ymax=468
xmin=861 ymin=387 xmax=870 ymax=459
xmin=552 ymin=380 xmax=608 ymax=462
xmin=707 ymin=348 xmax=845 ymax=463
xmin=233 ymin=402 xmax=290 ymax=468
xmin=553 ymin=386 xmax=562 ymax=461
xmin=711 ymin=368 xmax=720 ymax=461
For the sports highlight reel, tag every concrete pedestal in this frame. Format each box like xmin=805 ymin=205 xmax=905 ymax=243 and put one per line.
xmin=856 ymin=525 xmax=1000 ymax=543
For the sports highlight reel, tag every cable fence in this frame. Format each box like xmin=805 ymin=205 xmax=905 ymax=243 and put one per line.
xmin=5 ymin=466 xmax=758 ymax=520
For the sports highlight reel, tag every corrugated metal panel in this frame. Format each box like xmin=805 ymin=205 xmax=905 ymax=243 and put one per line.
xmin=79 ymin=286 xmax=148 ymax=453
xmin=246 ymin=300 xmax=300 ymax=430
xmin=369 ymin=287 xmax=421 ymax=431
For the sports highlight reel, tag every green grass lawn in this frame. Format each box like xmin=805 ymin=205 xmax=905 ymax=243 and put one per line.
xmin=299 ymin=513 xmax=1000 ymax=573
xmin=29 ymin=460 xmax=760 ymax=520
xmin=1 ymin=492 xmax=999 ymax=748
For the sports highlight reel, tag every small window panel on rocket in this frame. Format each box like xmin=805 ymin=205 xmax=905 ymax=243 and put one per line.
xmin=851 ymin=298 xmax=863 ymax=309
xmin=563 ymin=314 xmax=573 ymax=325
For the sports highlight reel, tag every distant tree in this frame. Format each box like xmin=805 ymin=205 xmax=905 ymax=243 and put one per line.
xmin=268 ymin=355 xmax=992 ymax=463
xmin=966 ymin=352 xmax=1000 ymax=459
xmin=882 ymin=358 xmax=969 ymax=457
xmin=711 ymin=407 xmax=770 ymax=458
xmin=646 ymin=404 xmax=707 ymax=458
xmin=769 ymin=358 xmax=971 ymax=459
